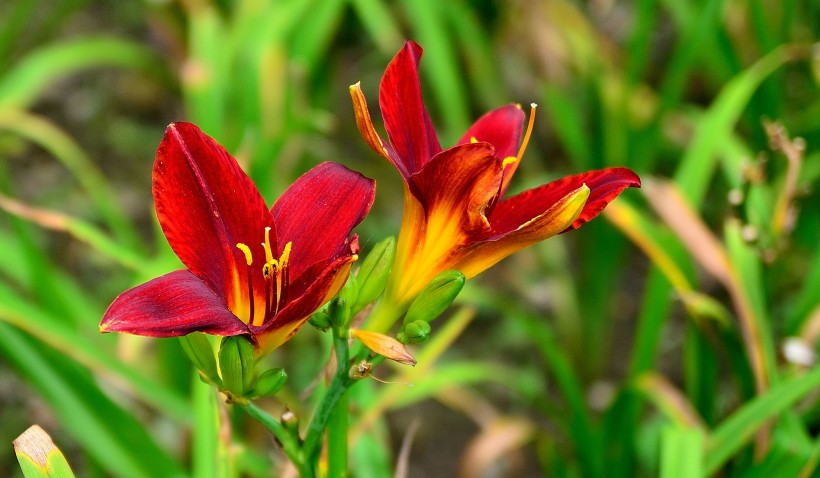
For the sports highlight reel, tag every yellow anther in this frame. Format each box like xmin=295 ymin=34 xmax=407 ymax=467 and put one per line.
xmin=502 ymin=156 xmax=518 ymax=168
xmin=516 ymin=103 xmax=537 ymax=162
xmin=236 ymin=243 xmax=253 ymax=266
xmin=263 ymin=262 xmax=275 ymax=279
xmin=263 ymin=227 xmax=274 ymax=264
xmin=470 ymin=137 xmax=479 ymax=143
xmin=279 ymin=241 xmax=292 ymax=269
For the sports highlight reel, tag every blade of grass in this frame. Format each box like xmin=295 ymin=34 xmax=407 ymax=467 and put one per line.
xmin=444 ymin=1 xmax=507 ymax=110
xmin=540 ymin=84 xmax=592 ymax=170
xmin=349 ymin=0 xmax=402 ymax=54
xmin=0 ymin=110 xmax=139 ymax=248
xmin=674 ymin=45 xmax=798 ymax=204
xmin=0 ymin=36 xmax=162 ymax=110
xmin=400 ymin=0 xmax=469 ymax=139
xmin=0 ymin=192 xmax=148 ymax=273
xmin=635 ymin=373 xmax=706 ymax=430
xmin=0 ymin=323 xmax=185 ymax=478
xmin=0 ymin=284 xmax=191 ymax=421
xmin=704 ymin=365 xmax=820 ymax=474
xmin=288 ymin=0 xmax=346 ymax=73
xmin=183 ymin=5 xmax=228 ymax=136
xmin=659 ymin=425 xmax=704 ymax=478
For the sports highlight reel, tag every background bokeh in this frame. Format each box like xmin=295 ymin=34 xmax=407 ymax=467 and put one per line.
xmin=1 ymin=0 xmax=818 ymax=476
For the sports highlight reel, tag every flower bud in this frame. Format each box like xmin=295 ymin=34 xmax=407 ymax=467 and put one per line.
xmin=309 ymin=310 xmax=332 ymax=331
xmin=404 ymin=270 xmax=465 ymax=326
xmin=179 ymin=333 xmax=220 ymax=384
xmin=249 ymin=368 xmax=287 ymax=398
xmin=338 ymin=274 xmax=359 ymax=307
xmin=328 ymin=297 xmax=351 ymax=330
xmin=397 ymin=320 xmax=431 ymax=344
xmin=354 ymin=236 xmax=396 ymax=312
xmin=218 ymin=335 xmax=256 ymax=397
xmin=350 ymin=329 xmax=416 ymax=366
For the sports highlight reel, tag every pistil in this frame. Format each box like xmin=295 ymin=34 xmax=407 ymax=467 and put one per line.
xmin=236 ymin=243 xmax=255 ymax=324
xmin=487 ymin=103 xmax=537 ymax=217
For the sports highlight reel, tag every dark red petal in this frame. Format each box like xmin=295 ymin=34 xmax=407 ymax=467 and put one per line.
xmin=489 ymin=167 xmax=641 ymax=234
xmin=379 ymin=40 xmax=442 ymax=175
xmin=410 ymin=143 xmax=501 ymax=236
xmin=100 ymin=270 xmax=249 ymax=337
xmin=272 ymin=162 xmax=375 ymax=280
xmin=153 ymin=122 xmax=273 ymax=304
xmin=456 ymin=104 xmax=525 ymax=159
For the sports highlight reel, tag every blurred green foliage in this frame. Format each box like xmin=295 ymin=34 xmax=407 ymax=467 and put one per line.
xmin=0 ymin=0 xmax=818 ymax=476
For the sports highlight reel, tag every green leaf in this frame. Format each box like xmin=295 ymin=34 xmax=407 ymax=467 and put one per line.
xmin=705 ymin=366 xmax=820 ymax=474
xmin=660 ymin=425 xmax=703 ymax=478
xmin=675 ymin=45 xmax=795 ymax=204
xmin=0 ymin=323 xmax=184 ymax=478
xmin=0 ymin=37 xmax=162 ymax=109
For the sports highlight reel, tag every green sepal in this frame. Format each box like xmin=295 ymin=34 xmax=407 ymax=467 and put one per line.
xmin=354 ymin=236 xmax=396 ymax=312
xmin=404 ymin=270 xmax=465 ymax=326
xmin=249 ymin=368 xmax=287 ymax=398
xmin=14 ymin=425 xmax=77 ymax=478
xmin=218 ymin=336 xmax=256 ymax=396
xmin=179 ymin=333 xmax=220 ymax=384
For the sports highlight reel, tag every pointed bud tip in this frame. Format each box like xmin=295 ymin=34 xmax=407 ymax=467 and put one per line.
xmin=350 ymin=329 xmax=417 ymax=366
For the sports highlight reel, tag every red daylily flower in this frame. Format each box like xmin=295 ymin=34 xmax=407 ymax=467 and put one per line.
xmin=100 ymin=123 xmax=375 ymax=353
xmin=351 ymin=40 xmax=640 ymax=305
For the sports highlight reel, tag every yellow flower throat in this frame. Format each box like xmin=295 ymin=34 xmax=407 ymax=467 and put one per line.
xmin=236 ymin=227 xmax=292 ymax=327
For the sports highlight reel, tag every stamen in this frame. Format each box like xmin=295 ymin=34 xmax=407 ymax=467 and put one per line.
xmin=263 ymin=227 xmax=274 ymax=264
xmin=274 ymin=242 xmax=292 ymax=314
xmin=516 ymin=103 xmax=537 ymax=162
xmin=236 ymin=243 xmax=253 ymax=265
xmin=470 ymin=137 xmax=479 ymax=143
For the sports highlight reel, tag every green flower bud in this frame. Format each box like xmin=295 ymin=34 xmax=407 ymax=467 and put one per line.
xmin=179 ymin=333 xmax=219 ymax=384
xmin=404 ymin=270 xmax=465 ymax=326
xmin=249 ymin=368 xmax=287 ymax=398
xmin=309 ymin=310 xmax=332 ymax=331
xmin=218 ymin=336 xmax=255 ymax=397
xmin=328 ymin=297 xmax=351 ymax=330
xmin=398 ymin=320 xmax=431 ymax=344
xmin=338 ymin=274 xmax=359 ymax=307
xmin=354 ymin=236 xmax=395 ymax=312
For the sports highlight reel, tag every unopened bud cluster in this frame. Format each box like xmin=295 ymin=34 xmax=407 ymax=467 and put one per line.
xmin=179 ymin=334 xmax=287 ymax=401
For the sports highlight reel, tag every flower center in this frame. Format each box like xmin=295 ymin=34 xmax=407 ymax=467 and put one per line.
xmin=236 ymin=227 xmax=292 ymax=327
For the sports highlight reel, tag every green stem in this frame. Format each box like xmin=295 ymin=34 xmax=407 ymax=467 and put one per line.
xmin=240 ymin=402 xmax=311 ymax=478
xmin=327 ymin=392 xmax=349 ymax=478
xmin=303 ymin=330 xmax=355 ymax=469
